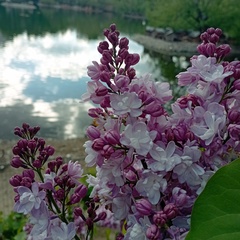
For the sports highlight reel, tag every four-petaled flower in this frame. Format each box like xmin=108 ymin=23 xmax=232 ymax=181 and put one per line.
xmin=14 ymin=182 xmax=46 ymax=214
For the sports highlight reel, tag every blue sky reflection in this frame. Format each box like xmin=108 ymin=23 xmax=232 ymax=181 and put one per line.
xmin=0 ymin=29 xmax=154 ymax=140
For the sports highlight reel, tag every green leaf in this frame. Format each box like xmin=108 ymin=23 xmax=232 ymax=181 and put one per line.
xmin=186 ymin=159 xmax=240 ymax=240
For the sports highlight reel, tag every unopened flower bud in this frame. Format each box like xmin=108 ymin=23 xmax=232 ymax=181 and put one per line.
xmin=228 ymin=110 xmax=240 ymax=122
xmin=146 ymin=224 xmax=160 ymax=240
xmin=102 ymin=50 xmax=113 ymax=64
xmin=55 ymin=189 xmax=65 ymax=201
xmin=104 ymin=130 xmax=120 ymax=145
xmin=101 ymin=144 xmax=114 ymax=157
xmin=33 ymin=159 xmax=42 ymax=168
xmin=207 ymin=27 xmax=215 ymax=35
xmin=9 ymin=175 xmax=22 ymax=187
xmin=200 ymin=32 xmax=209 ymax=42
xmin=163 ymin=203 xmax=178 ymax=219
xmin=48 ymin=161 xmax=56 ymax=171
xmin=103 ymin=28 xmax=110 ymax=38
xmin=233 ymin=79 xmax=240 ymax=90
xmin=119 ymin=37 xmax=129 ymax=49
xmin=95 ymin=86 xmax=108 ymax=97
xmin=88 ymin=108 xmax=104 ymax=118
xmin=74 ymin=207 xmax=83 ymax=217
xmin=28 ymin=139 xmax=37 ymax=151
xmin=22 ymin=169 xmax=35 ymax=180
xmin=205 ymin=42 xmax=216 ymax=56
xmin=216 ymin=44 xmax=231 ymax=59
xmin=209 ymin=33 xmax=219 ymax=44
xmin=55 ymin=176 xmax=63 ymax=186
xmin=94 ymin=212 xmax=107 ymax=222
xmin=108 ymin=32 xmax=119 ymax=46
xmin=69 ymin=193 xmax=81 ymax=204
xmin=11 ymin=156 xmax=24 ymax=168
xmin=86 ymin=126 xmax=101 ymax=140
xmin=17 ymin=139 xmax=28 ymax=149
xmin=215 ymin=28 xmax=222 ymax=36
xmin=153 ymin=211 xmax=167 ymax=226
xmin=92 ymin=138 xmax=105 ymax=151
xmin=14 ymin=127 xmax=23 ymax=138
xmin=22 ymin=123 xmax=30 ymax=130
xmin=21 ymin=177 xmax=33 ymax=188
xmin=114 ymin=75 xmax=130 ymax=89
xmin=135 ymin=198 xmax=152 ymax=216
xmin=44 ymin=146 xmax=55 ymax=156
xmin=127 ymin=67 xmax=136 ymax=79
xmin=118 ymin=48 xmax=128 ymax=59
xmin=75 ymin=184 xmax=87 ymax=199
xmin=110 ymin=23 xmax=116 ymax=32
xmin=56 ymin=157 xmax=63 ymax=167
xmin=228 ymin=124 xmax=240 ymax=141
xmin=100 ymin=71 xmax=111 ymax=84
xmin=97 ymin=41 xmax=109 ymax=54
xmin=125 ymin=53 xmax=140 ymax=69
xmin=125 ymin=169 xmax=137 ymax=182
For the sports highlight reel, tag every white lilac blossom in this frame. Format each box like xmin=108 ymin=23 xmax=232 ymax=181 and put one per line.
xmin=84 ymin=140 xmax=103 ymax=167
xmin=81 ymin=80 xmax=108 ymax=104
xmin=125 ymin=215 xmax=151 ymax=240
xmin=87 ymin=61 xmax=101 ymax=81
xmin=135 ymin=170 xmax=167 ymax=205
xmin=14 ymin=182 xmax=46 ymax=214
xmin=110 ymin=92 xmax=143 ymax=117
xmin=48 ymin=221 xmax=76 ymax=240
xmin=67 ymin=161 xmax=83 ymax=184
xmin=29 ymin=202 xmax=50 ymax=236
xmin=173 ymin=145 xmax=204 ymax=187
xmin=120 ymin=121 xmax=157 ymax=156
xmin=190 ymin=102 xmax=226 ymax=145
xmin=97 ymin=157 xmax=125 ymax=186
xmin=112 ymin=195 xmax=131 ymax=220
xmin=149 ymin=141 xmax=181 ymax=172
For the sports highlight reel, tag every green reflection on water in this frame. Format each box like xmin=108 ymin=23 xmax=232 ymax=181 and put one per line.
xmin=0 ymin=6 xmax=145 ymax=39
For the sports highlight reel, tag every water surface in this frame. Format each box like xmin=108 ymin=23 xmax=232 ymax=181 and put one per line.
xmin=0 ymin=6 xmax=188 ymax=140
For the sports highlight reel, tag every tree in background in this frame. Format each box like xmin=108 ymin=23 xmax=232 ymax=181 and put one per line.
xmin=145 ymin=0 xmax=240 ymax=41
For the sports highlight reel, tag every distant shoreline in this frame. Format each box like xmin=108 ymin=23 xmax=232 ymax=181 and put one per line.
xmin=133 ymin=34 xmax=240 ymax=58
xmin=0 ymin=2 xmax=101 ymax=12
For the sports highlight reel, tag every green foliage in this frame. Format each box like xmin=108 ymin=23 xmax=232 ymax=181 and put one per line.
xmin=3 ymin=0 xmax=240 ymax=41
xmin=186 ymin=159 xmax=240 ymax=240
xmin=0 ymin=212 xmax=27 ymax=240
xmin=145 ymin=0 xmax=240 ymax=42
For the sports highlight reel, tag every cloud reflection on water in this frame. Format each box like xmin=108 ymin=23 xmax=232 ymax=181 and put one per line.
xmin=0 ymin=29 xmax=148 ymax=140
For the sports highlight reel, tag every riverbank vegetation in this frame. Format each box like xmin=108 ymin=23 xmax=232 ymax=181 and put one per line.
xmin=1 ymin=0 xmax=239 ymax=42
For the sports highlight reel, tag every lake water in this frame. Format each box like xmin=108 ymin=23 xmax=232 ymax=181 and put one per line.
xmin=0 ymin=6 xmax=189 ymax=140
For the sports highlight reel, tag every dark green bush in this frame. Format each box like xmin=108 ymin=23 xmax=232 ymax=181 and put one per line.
xmin=0 ymin=212 xmax=26 ymax=240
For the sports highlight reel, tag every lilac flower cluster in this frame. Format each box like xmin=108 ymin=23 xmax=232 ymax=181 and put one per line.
xmin=82 ymin=24 xmax=240 ymax=239
xmin=10 ymin=123 xmax=109 ymax=239
xmin=9 ymin=24 xmax=240 ymax=239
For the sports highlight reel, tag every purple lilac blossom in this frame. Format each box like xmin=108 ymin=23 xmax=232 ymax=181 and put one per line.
xmin=14 ymin=182 xmax=46 ymax=214
xmin=135 ymin=170 xmax=167 ymax=205
xmin=29 ymin=202 xmax=50 ymax=236
xmin=10 ymin=25 xmax=240 ymax=240
xmin=67 ymin=160 xmax=83 ymax=184
xmin=48 ymin=221 xmax=76 ymax=240
xmin=120 ymin=121 xmax=157 ymax=156
xmin=149 ymin=141 xmax=181 ymax=172
xmin=110 ymin=92 xmax=142 ymax=117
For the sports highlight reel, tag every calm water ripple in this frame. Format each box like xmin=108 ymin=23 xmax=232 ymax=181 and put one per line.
xmin=0 ymin=6 xmax=187 ymax=140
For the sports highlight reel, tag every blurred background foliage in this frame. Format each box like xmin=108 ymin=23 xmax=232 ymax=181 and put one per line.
xmin=0 ymin=0 xmax=240 ymax=42
xmin=1 ymin=0 xmax=238 ymax=42
xmin=0 ymin=212 xmax=27 ymax=240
